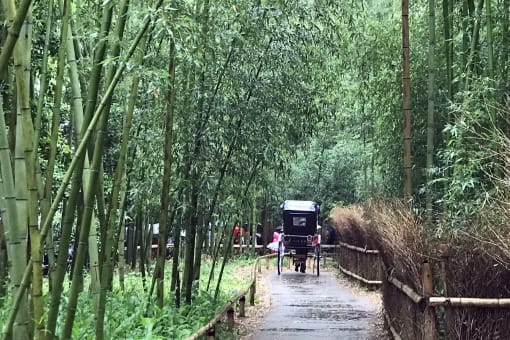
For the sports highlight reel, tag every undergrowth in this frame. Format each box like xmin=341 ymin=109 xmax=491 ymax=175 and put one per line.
xmin=0 ymin=255 xmax=258 ymax=339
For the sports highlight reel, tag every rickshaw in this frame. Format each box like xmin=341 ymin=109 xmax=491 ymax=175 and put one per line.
xmin=277 ymin=200 xmax=320 ymax=276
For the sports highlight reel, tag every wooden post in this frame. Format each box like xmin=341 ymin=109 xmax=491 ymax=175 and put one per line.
xmin=440 ymin=256 xmax=451 ymax=339
xmin=249 ymin=282 xmax=255 ymax=306
xmin=421 ymin=261 xmax=438 ymax=340
xmin=265 ymin=257 xmax=268 ymax=269
xmin=258 ymin=260 xmax=261 ymax=273
xmin=207 ymin=327 xmax=215 ymax=340
xmin=239 ymin=296 xmax=246 ymax=317
xmin=227 ymin=307 xmax=235 ymax=330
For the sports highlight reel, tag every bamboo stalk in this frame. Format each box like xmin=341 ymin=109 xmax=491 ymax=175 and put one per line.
xmin=338 ymin=241 xmax=379 ymax=254
xmin=384 ymin=311 xmax=403 ymax=340
xmin=0 ymin=0 xmax=33 ymax=74
xmin=4 ymin=2 xmax=164 ymax=334
xmin=338 ymin=264 xmax=382 ymax=285
xmin=428 ymin=297 xmax=510 ymax=308
xmin=387 ymin=274 xmax=424 ymax=304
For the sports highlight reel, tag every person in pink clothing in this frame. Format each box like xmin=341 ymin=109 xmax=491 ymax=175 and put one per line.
xmin=271 ymin=225 xmax=283 ymax=253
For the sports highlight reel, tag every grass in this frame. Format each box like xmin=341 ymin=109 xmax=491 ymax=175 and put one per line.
xmin=0 ymin=254 xmax=259 ymax=339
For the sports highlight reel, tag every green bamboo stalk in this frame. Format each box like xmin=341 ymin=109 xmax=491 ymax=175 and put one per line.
xmin=88 ymin=211 xmax=101 ymax=312
xmin=0 ymin=0 xmax=33 ymax=75
xmin=62 ymin=2 xmax=164 ymax=337
xmin=5 ymin=2 xmax=163 ymax=335
xmin=8 ymin=1 xmax=32 ymax=336
xmin=116 ymin=173 xmax=128 ymax=292
xmin=98 ymin=0 xmax=130 ymax=287
xmin=16 ymin=9 xmax=44 ymax=338
xmin=0 ymin=220 xmax=7 ymax=297
xmin=426 ymin=0 xmax=436 ymax=225
xmin=42 ymin=0 xmax=68 ymax=298
xmin=33 ymin=0 xmax=54 ymax=152
xmin=96 ymin=1 xmax=131 ymax=337
xmin=47 ymin=2 xmax=86 ymax=333
xmin=214 ymin=221 xmax=236 ymax=301
xmin=0 ymin=94 xmax=23 ymax=340
xmin=486 ymin=0 xmax=493 ymax=81
xmin=206 ymin=222 xmax=226 ymax=291
xmin=502 ymin=0 xmax=509 ymax=92
xmin=155 ymin=34 xmax=176 ymax=309
xmin=442 ymin=0 xmax=453 ymax=101
xmin=464 ymin=0 xmax=484 ymax=91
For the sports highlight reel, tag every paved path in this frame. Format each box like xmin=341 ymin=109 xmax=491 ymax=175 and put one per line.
xmin=252 ymin=271 xmax=385 ymax=340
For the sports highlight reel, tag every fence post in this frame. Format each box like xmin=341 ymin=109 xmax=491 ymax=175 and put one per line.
xmin=227 ymin=307 xmax=235 ymax=330
xmin=250 ymin=282 xmax=255 ymax=306
xmin=258 ymin=260 xmax=261 ymax=273
xmin=239 ymin=296 xmax=246 ymax=317
xmin=207 ymin=327 xmax=215 ymax=340
xmin=421 ymin=261 xmax=438 ymax=340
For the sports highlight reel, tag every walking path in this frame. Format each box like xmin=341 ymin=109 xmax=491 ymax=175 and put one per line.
xmin=250 ymin=271 xmax=386 ymax=339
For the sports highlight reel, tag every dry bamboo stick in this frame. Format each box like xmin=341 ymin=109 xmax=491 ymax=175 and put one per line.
xmin=338 ymin=241 xmax=380 ymax=254
xmin=338 ymin=264 xmax=382 ymax=285
xmin=428 ymin=297 xmax=510 ymax=308
xmin=387 ymin=274 xmax=424 ymax=304
xmin=384 ymin=311 xmax=403 ymax=340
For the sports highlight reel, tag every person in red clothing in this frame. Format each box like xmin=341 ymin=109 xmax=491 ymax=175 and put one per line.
xmin=313 ymin=225 xmax=322 ymax=247
xmin=233 ymin=224 xmax=240 ymax=244
xmin=313 ymin=225 xmax=322 ymax=260
xmin=241 ymin=223 xmax=248 ymax=246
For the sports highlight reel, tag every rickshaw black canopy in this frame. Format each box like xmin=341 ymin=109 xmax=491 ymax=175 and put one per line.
xmin=280 ymin=200 xmax=319 ymax=250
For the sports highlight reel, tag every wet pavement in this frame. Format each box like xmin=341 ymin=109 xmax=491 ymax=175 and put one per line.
xmin=252 ymin=271 xmax=385 ymax=340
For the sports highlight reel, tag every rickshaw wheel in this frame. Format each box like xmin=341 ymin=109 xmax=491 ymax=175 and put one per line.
xmin=277 ymin=248 xmax=282 ymax=275
xmin=315 ymin=249 xmax=320 ymax=276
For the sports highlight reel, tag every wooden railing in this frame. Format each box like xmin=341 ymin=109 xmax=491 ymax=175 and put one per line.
xmin=322 ymin=243 xmax=382 ymax=286
xmin=325 ymin=241 xmax=510 ymax=339
xmin=185 ymin=253 xmax=275 ymax=340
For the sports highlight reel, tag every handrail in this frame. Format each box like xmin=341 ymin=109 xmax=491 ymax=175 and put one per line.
xmin=185 ymin=253 xmax=276 ymax=340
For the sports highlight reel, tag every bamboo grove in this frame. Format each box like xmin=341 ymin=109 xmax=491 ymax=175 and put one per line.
xmin=0 ymin=0 xmax=336 ymax=338
xmin=1 ymin=0 xmax=510 ymax=338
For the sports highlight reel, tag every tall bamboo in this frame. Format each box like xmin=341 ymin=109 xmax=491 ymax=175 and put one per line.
xmin=36 ymin=0 xmax=57 ymax=285
xmin=4 ymin=3 xmax=163 ymax=333
xmin=402 ymin=0 xmax=412 ymax=200
xmin=42 ymin=0 xmax=68 ymax=300
xmin=486 ymin=0 xmax=493 ymax=81
xmin=46 ymin=3 xmax=86 ymax=332
xmin=426 ymin=0 xmax=436 ymax=224
xmin=0 ymin=220 xmax=6 ymax=297
xmin=117 ymin=174 xmax=128 ymax=291
xmin=96 ymin=0 xmax=132 ymax=336
xmin=0 ymin=0 xmax=32 ymax=75
xmin=61 ymin=2 xmax=164 ymax=336
xmin=6 ymin=0 xmax=32 ymax=337
xmin=464 ymin=0 xmax=484 ymax=91
xmin=184 ymin=0 xmax=211 ymax=304
xmin=99 ymin=0 xmax=130 ymax=288
xmin=155 ymin=35 xmax=176 ymax=309
xmin=502 ymin=0 xmax=509 ymax=92
xmin=0 ymin=94 xmax=25 ymax=339
xmin=442 ymin=0 xmax=453 ymax=101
